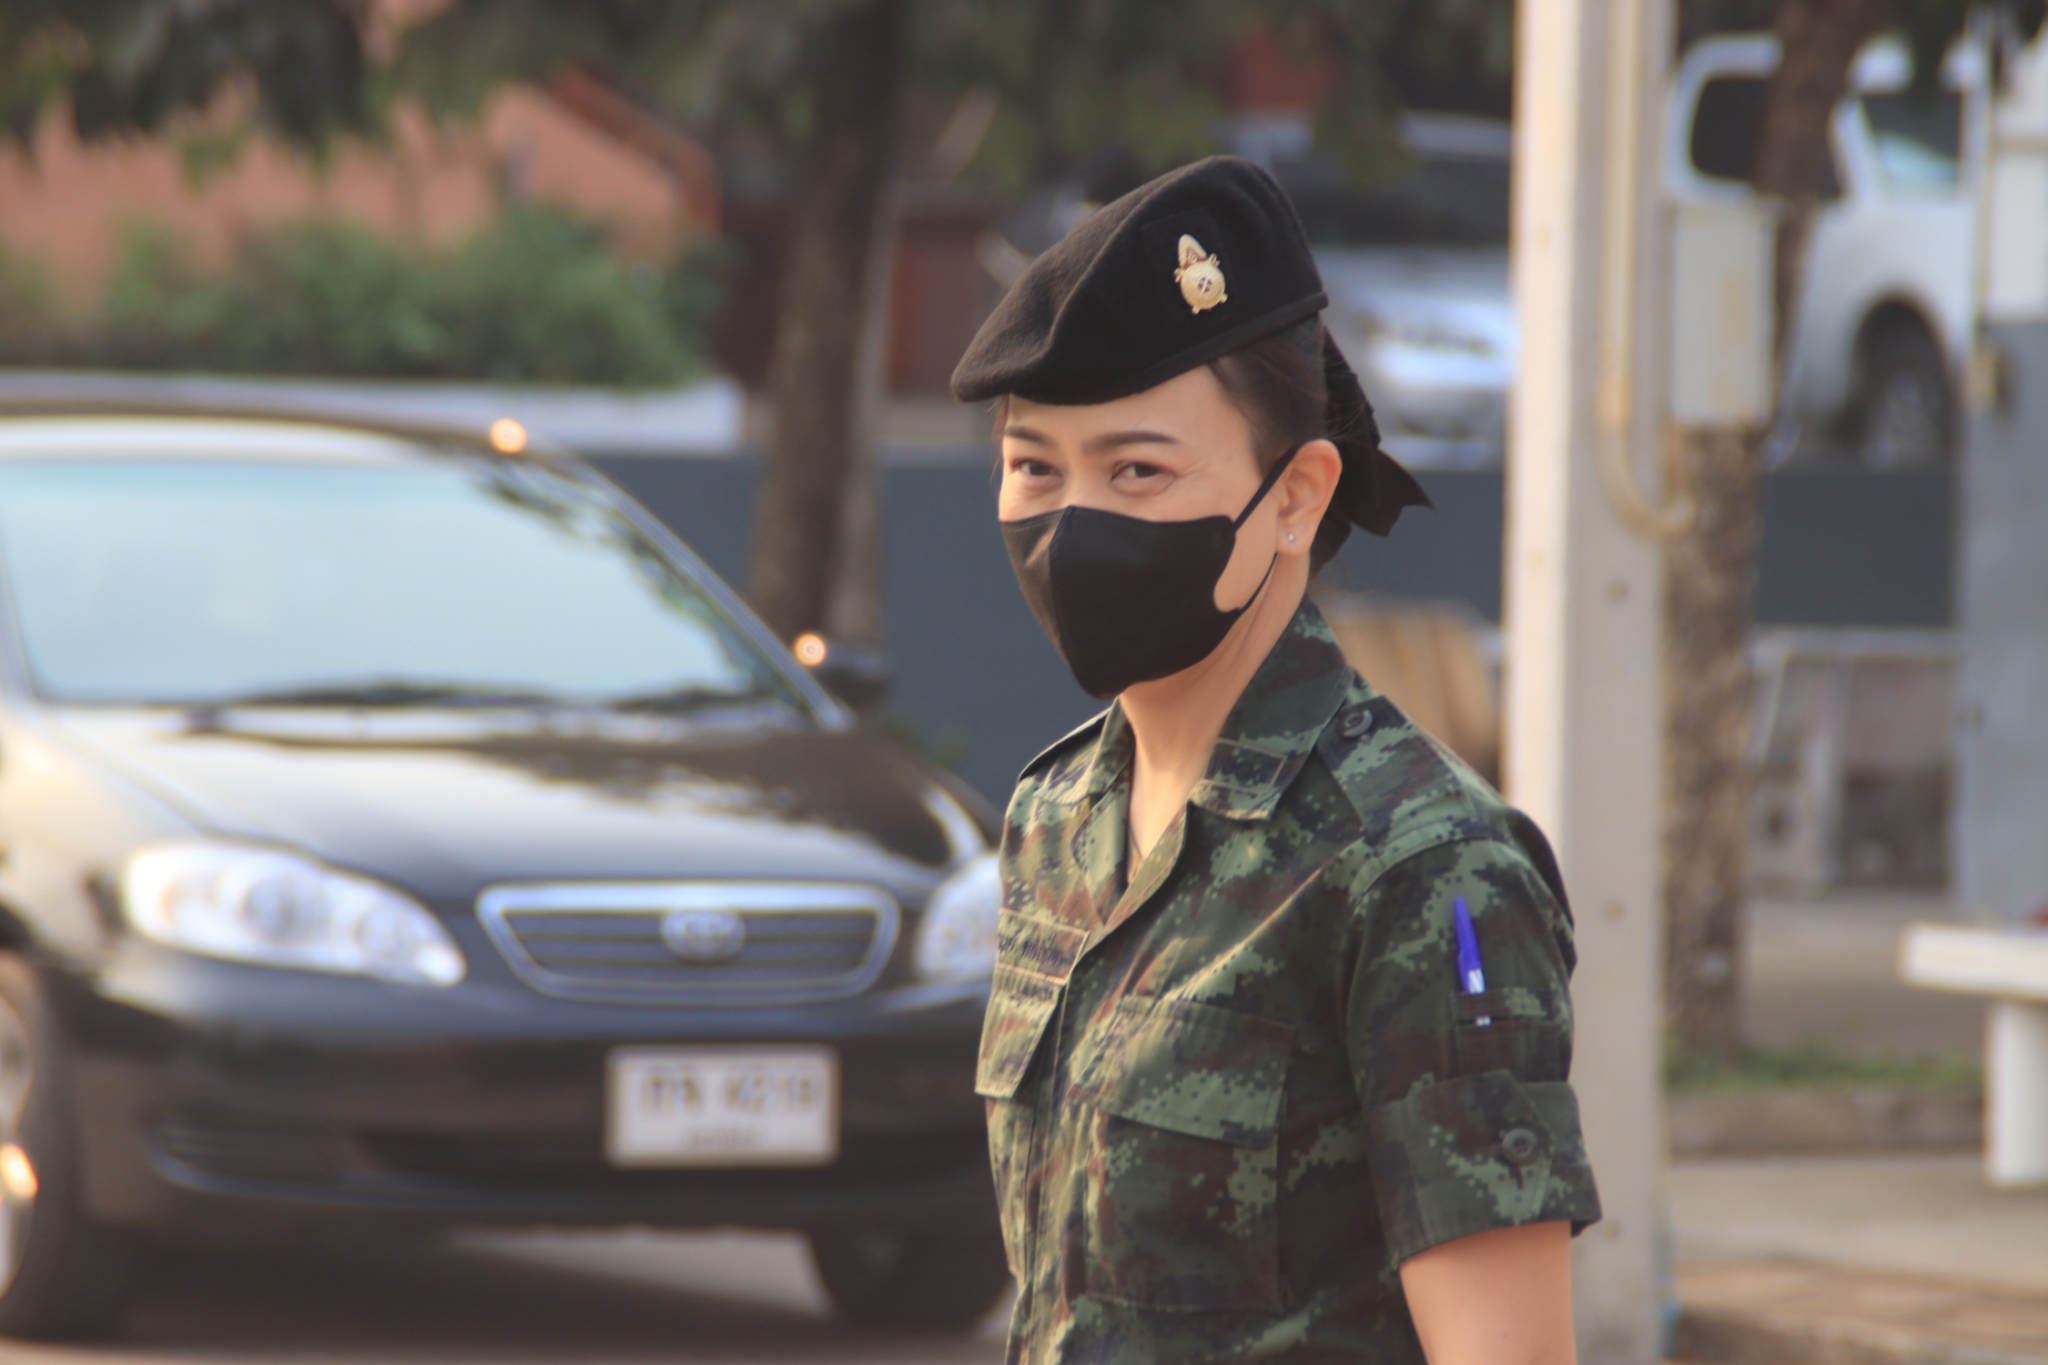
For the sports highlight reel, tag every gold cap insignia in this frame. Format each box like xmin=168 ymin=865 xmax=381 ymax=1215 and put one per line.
xmin=1174 ymin=235 xmax=1227 ymax=313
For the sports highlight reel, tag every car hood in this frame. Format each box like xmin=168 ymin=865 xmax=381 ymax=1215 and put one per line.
xmin=1314 ymin=247 xmax=1515 ymax=353
xmin=47 ymin=708 xmax=983 ymax=906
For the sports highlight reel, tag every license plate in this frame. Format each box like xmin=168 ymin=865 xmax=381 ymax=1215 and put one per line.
xmin=606 ymin=1046 xmax=838 ymax=1167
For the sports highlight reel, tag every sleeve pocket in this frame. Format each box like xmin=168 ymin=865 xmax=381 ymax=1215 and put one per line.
xmin=1451 ymin=987 xmax=1568 ymax=1080
xmin=1363 ymin=1074 xmax=1601 ymax=1265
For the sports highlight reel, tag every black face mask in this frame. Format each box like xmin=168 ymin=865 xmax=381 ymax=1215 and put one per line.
xmin=1000 ymin=448 xmax=1299 ymax=699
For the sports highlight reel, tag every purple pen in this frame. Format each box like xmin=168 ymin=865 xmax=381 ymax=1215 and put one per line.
xmin=1453 ymin=897 xmax=1491 ymax=1027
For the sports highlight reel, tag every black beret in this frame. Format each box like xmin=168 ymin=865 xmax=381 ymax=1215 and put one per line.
xmin=953 ymin=155 xmax=1430 ymax=538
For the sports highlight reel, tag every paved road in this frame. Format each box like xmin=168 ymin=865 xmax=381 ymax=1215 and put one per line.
xmin=4 ymin=1230 xmax=1011 ymax=1365
xmin=1673 ymin=1153 xmax=2048 ymax=1293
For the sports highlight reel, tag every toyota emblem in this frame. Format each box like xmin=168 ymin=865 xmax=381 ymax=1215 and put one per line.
xmin=661 ymin=908 xmax=747 ymax=963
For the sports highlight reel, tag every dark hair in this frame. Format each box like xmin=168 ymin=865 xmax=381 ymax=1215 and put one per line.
xmin=1206 ymin=317 xmax=1348 ymax=569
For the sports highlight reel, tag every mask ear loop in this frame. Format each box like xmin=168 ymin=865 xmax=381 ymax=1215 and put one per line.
xmin=1232 ymin=443 xmax=1303 ymax=530
xmin=1221 ymin=443 xmax=1304 ymax=614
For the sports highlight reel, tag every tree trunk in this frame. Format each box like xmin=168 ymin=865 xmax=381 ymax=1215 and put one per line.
xmin=1659 ymin=0 xmax=1888 ymax=1059
xmin=748 ymin=0 xmax=907 ymax=642
xmin=823 ymin=178 xmax=902 ymax=645
xmin=1756 ymin=0 xmax=1890 ymax=372
xmin=1663 ymin=426 xmax=1764 ymax=1055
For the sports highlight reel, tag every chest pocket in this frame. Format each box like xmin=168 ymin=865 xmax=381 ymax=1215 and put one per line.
xmin=975 ymin=910 xmax=1090 ymax=1278
xmin=1071 ymin=996 xmax=1294 ymax=1314
xmin=975 ymin=912 xmax=1090 ymax=1100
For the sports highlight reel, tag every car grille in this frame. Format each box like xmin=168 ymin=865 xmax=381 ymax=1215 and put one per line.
xmin=477 ymin=881 xmax=900 ymax=1005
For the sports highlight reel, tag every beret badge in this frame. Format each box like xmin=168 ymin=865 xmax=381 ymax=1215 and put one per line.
xmin=1174 ymin=235 xmax=1227 ymax=313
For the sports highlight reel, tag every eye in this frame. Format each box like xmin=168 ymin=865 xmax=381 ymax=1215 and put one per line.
xmin=1112 ymin=460 xmax=1169 ymax=486
xmin=1006 ymin=456 xmax=1058 ymax=480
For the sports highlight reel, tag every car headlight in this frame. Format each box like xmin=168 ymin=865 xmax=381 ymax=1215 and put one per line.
xmin=121 ymin=841 xmax=466 ymax=986
xmin=913 ymin=852 xmax=1001 ymax=983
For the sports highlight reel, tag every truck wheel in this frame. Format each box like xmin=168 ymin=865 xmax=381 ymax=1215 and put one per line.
xmin=1853 ymin=324 xmax=1952 ymax=469
xmin=0 ymin=955 xmax=135 ymax=1340
xmin=809 ymin=1224 xmax=1011 ymax=1332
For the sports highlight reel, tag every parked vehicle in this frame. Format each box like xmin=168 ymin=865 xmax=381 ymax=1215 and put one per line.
xmin=1297 ymin=33 xmax=1980 ymax=471
xmin=1289 ymin=114 xmax=1515 ymax=470
xmin=1669 ymin=32 xmax=1981 ymax=467
xmin=0 ymin=401 xmax=1008 ymax=1338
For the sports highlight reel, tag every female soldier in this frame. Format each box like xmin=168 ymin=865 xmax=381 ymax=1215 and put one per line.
xmin=951 ymin=158 xmax=1601 ymax=1364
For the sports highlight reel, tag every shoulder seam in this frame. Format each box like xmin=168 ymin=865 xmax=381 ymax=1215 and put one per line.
xmin=1335 ymin=814 xmax=1521 ymax=900
xmin=1316 ymin=699 xmax=1487 ymax=831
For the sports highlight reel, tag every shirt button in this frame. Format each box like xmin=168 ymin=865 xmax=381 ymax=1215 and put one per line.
xmin=1338 ymin=707 xmax=1373 ymax=739
xmin=1502 ymin=1127 xmax=1541 ymax=1163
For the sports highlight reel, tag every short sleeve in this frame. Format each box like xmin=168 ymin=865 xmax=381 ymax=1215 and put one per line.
xmin=1342 ymin=836 xmax=1602 ymax=1264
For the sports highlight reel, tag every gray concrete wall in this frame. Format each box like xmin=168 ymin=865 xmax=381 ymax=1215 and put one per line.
xmin=594 ymin=462 xmax=1517 ymax=805
xmin=595 ymin=457 xmax=1956 ymax=807
xmin=1956 ymin=323 xmax=2048 ymax=923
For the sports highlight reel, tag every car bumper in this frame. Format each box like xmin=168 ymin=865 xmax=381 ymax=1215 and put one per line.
xmin=59 ymin=943 xmax=995 ymax=1240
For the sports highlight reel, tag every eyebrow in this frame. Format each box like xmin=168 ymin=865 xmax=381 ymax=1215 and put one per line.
xmin=1000 ymin=424 xmax=1182 ymax=453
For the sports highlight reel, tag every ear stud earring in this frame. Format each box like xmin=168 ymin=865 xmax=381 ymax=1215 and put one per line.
xmin=1286 ymin=532 xmax=1297 ymax=543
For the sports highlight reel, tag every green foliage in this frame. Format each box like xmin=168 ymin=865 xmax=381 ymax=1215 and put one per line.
xmin=12 ymin=0 xmax=2046 ymax=198
xmin=926 ymin=1 xmax=1294 ymax=189
xmin=0 ymin=209 xmax=725 ymax=386
xmin=922 ymin=0 xmax=1511 ymax=190
xmin=1666 ymin=1038 xmax=1981 ymax=1095
xmin=0 ymin=1 xmax=1525 ymax=212
xmin=0 ymin=1 xmax=372 ymax=150
xmin=398 ymin=1 xmax=1514 ymax=195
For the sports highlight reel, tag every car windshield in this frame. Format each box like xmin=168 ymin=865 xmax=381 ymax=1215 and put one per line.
xmin=1861 ymin=91 xmax=1962 ymax=188
xmin=1279 ymin=153 xmax=1511 ymax=248
xmin=0 ymin=447 xmax=806 ymax=713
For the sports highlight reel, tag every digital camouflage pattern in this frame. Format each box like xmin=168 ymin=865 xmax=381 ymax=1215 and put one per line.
xmin=979 ymin=601 xmax=1601 ymax=1363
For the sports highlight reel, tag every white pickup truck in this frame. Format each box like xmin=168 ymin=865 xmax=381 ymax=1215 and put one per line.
xmin=1670 ymin=33 xmax=1980 ymax=466
xmin=1310 ymin=33 xmax=1980 ymax=470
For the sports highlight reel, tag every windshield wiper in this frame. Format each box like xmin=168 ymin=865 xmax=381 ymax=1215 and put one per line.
xmin=193 ymin=682 xmax=568 ymax=709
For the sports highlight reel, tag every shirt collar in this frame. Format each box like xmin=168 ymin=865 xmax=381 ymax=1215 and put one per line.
xmin=1187 ymin=599 xmax=1353 ymax=821
xmin=1042 ymin=599 xmax=1353 ymax=821
xmin=1068 ymin=702 xmax=1134 ymax=806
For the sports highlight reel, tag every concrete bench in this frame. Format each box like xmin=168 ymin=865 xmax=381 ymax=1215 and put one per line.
xmin=1898 ymin=923 xmax=2048 ymax=1186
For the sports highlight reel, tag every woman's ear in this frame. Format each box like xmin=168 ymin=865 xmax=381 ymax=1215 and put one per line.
xmin=1276 ymin=439 xmax=1342 ymax=556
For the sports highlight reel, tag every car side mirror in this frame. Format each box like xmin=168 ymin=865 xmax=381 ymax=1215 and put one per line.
xmin=792 ymin=633 xmax=892 ymax=714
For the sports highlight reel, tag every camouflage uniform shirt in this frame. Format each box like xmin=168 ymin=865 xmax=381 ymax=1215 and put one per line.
xmin=979 ymin=602 xmax=1601 ymax=1363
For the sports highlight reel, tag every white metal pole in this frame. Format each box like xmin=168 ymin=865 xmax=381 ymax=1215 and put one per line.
xmin=1506 ymin=2 xmax=1672 ymax=1362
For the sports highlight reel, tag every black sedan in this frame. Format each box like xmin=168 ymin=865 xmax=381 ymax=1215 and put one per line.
xmin=0 ymin=404 xmax=1008 ymax=1338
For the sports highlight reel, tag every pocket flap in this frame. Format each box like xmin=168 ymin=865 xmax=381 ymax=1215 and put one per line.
xmin=975 ymin=913 xmax=1088 ymax=1100
xmin=975 ymin=964 xmax=1064 ymax=1099
xmin=1073 ymin=997 xmax=1293 ymax=1146
xmin=1454 ymin=986 xmax=1560 ymax=1027
xmin=995 ymin=909 xmax=1089 ymax=981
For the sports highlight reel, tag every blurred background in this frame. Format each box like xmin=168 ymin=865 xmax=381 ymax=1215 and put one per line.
xmin=0 ymin=1 xmax=2043 ymax=1361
